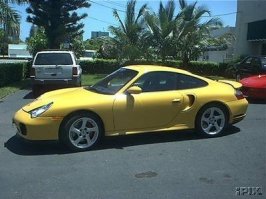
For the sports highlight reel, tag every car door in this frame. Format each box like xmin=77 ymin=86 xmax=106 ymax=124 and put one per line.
xmin=251 ymin=57 xmax=261 ymax=74
xmin=113 ymin=71 xmax=186 ymax=131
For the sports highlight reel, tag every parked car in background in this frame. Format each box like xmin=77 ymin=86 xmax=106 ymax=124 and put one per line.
xmin=235 ymin=56 xmax=266 ymax=80
xmin=30 ymin=50 xmax=82 ymax=95
xmin=240 ymin=75 xmax=266 ymax=100
xmin=13 ymin=65 xmax=248 ymax=151
xmin=79 ymin=50 xmax=97 ymax=61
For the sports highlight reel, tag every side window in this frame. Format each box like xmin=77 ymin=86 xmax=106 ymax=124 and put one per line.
xmin=176 ymin=74 xmax=208 ymax=90
xmin=251 ymin=58 xmax=261 ymax=70
xmin=133 ymin=72 xmax=177 ymax=92
xmin=261 ymin=57 xmax=266 ymax=70
xmin=244 ymin=57 xmax=252 ymax=65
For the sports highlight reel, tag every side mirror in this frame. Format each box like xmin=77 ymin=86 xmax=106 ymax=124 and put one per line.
xmin=126 ymin=86 xmax=142 ymax=95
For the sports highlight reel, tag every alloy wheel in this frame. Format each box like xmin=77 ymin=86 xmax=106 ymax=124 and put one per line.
xmin=68 ymin=117 xmax=99 ymax=149
xmin=200 ymin=107 xmax=225 ymax=135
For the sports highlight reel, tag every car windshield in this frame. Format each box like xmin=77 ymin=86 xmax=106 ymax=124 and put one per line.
xmin=261 ymin=57 xmax=266 ymax=70
xmin=87 ymin=68 xmax=138 ymax=94
xmin=34 ymin=53 xmax=73 ymax=65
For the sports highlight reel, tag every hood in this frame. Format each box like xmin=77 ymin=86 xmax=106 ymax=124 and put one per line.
xmin=240 ymin=75 xmax=266 ymax=88
xmin=22 ymin=87 xmax=103 ymax=112
xmin=218 ymin=80 xmax=242 ymax=89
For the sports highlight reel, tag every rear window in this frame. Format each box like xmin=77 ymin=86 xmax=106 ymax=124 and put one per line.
xmin=34 ymin=53 xmax=73 ymax=65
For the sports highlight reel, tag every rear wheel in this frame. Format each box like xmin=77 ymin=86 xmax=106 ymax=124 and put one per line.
xmin=60 ymin=113 xmax=103 ymax=151
xmin=196 ymin=104 xmax=228 ymax=137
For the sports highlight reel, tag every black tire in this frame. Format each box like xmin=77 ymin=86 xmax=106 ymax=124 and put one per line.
xmin=76 ymin=81 xmax=81 ymax=87
xmin=235 ymin=73 xmax=241 ymax=81
xmin=59 ymin=112 xmax=103 ymax=151
xmin=32 ymin=85 xmax=41 ymax=97
xmin=195 ymin=103 xmax=229 ymax=137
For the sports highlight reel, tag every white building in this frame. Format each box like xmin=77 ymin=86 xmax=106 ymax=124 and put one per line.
xmin=91 ymin=31 xmax=109 ymax=39
xmin=200 ymin=27 xmax=235 ymax=63
xmin=8 ymin=44 xmax=32 ymax=58
xmin=234 ymin=0 xmax=266 ymax=57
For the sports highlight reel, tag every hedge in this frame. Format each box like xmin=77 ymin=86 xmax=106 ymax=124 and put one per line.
xmin=0 ymin=59 xmax=235 ymax=88
xmin=0 ymin=62 xmax=30 ymax=87
xmin=79 ymin=59 xmax=235 ymax=78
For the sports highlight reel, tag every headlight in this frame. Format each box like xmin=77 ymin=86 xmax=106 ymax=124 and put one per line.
xmin=30 ymin=102 xmax=53 ymax=118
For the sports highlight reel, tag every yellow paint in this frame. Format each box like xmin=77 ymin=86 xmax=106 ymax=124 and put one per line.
xmin=13 ymin=65 xmax=248 ymax=141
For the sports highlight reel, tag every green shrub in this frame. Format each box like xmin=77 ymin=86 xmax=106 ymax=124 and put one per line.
xmin=79 ymin=59 xmax=234 ymax=78
xmin=79 ymin=59 xmax=120 ymax=74
xmin=0 ymin=59 xmax=235 ymax=88
xmin=0 ymin=62 xmax=29 ymax=87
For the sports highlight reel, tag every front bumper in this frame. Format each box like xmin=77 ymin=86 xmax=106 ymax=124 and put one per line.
xmin=13 ymin=109 xmax=62 ymax=141
xmin=225 ymin=98 xmax=248 ymax=124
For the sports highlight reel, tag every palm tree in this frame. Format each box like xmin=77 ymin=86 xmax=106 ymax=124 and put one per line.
xmin=0 ymin=0 xmax=28 ymax=55
xmin=109 ymin=0 xmax=147 ymax=61
xmin=144 ymin=0 xmax=180 ymax=62
xmin=176 ymin=0 xmax=222 ymax=66
xmin=0 ymin=0 xmax=28 ymax=35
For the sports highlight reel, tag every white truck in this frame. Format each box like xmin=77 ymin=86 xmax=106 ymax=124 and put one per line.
xmin=30 ymin=50 xmax=82 ymax=95
xmin=79 ymin=50 xmax=97 ymax=61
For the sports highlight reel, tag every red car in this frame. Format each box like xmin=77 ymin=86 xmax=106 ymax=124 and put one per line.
xmin=240 ymin=75 xmax=266 ymax=99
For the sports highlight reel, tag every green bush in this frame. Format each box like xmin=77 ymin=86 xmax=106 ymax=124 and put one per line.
xmin=79 ymin=59 xmax=119 ymax=74
xmin=79 ymin=59 xmax=234 ymax=78
xmin=0 ymin=62 xmax=29 ymax=87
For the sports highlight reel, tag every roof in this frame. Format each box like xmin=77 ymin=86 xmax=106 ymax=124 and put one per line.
xmin=37 ymin=50 xmax=74 ymax=54
xmin=124 ymin=65 xmax=191 ymax=75
xmin=8 ymin=44 xmax=27 ymax=50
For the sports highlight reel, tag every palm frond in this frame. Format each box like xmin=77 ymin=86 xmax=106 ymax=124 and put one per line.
xmin=113 ymin=9 xmax=126 ymax=34
xmin=135 ymin=3 xmax=148 ymax=24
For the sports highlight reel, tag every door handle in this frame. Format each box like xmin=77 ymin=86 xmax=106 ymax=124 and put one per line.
xmin=172 ymin=98 xmax=181 ymax=103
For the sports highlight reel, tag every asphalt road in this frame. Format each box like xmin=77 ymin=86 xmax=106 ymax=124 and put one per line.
xmin=0 ymin=89 xmax=265 ymax=199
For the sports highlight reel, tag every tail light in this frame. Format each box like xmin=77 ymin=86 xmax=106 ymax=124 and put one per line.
xmin=235 ymin=89 xmax=244 ymax=100
xmin=30 ymin=67 xmax=35 ymax=77
xmin=72 ymin=67 xmax=78 ymax=76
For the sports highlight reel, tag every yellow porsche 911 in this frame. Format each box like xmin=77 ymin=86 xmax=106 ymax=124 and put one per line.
xmin=13 ymin=65 xmax=248 ymax=151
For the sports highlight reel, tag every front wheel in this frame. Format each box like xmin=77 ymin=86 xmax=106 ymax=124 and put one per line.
xmin=60 ymin=113 xmax=103 ymax=151
xmin=196 ymin=104 xmax=228 ymax=137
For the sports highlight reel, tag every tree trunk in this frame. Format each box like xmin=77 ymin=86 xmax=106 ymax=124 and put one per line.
xmin=182 ymin=52 xmax=189 ymax=68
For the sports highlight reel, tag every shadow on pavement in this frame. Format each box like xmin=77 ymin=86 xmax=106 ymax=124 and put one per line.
xmin=23 ymin=91 xmax=35 ymax=99
xmin=4 ymin=126 xmax=240 ymax=156
xmin=247 ymin=98 xmax=266 ymax=104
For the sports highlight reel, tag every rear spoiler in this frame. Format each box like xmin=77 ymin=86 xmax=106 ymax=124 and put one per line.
xmin=218 ymin=80 xmax=242 ymax=89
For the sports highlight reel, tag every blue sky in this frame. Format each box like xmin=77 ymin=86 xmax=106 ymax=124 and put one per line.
xmin=13 ymin=0 xmax=237 ymax=41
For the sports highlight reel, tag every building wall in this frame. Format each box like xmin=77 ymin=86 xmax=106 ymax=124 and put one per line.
xmin=8 ymin=44 xmax=32 ymax=58
xmin=235 ymin=0 xmax=266 ymax=57
xmin=200 ymin=49 xmax=234 ymax=63
xmin=91 ymin=31 xmax=109 ymax=39
xmin=199 ymin=27 xmax=235 ymax=63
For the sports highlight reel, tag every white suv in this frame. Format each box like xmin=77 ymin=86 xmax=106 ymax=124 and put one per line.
xmin=30 ymin=50 xmax=82 ymax=94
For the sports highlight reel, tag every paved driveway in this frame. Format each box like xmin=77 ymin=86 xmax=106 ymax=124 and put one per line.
xmin=0 ymin=89 xmax=265 ymax=199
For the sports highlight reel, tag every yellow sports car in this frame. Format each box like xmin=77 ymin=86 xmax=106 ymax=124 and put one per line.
xmin=13 ymin=65 xmax=248 ymax=151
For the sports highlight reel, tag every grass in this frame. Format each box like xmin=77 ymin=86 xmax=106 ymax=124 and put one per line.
xmin=82 ymin=74 xmax=106 ymax=86
xmin=0 ymin=79 xmax=31 ymax=99
xmin=0 ymin=74 xmax=106 ymax=99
